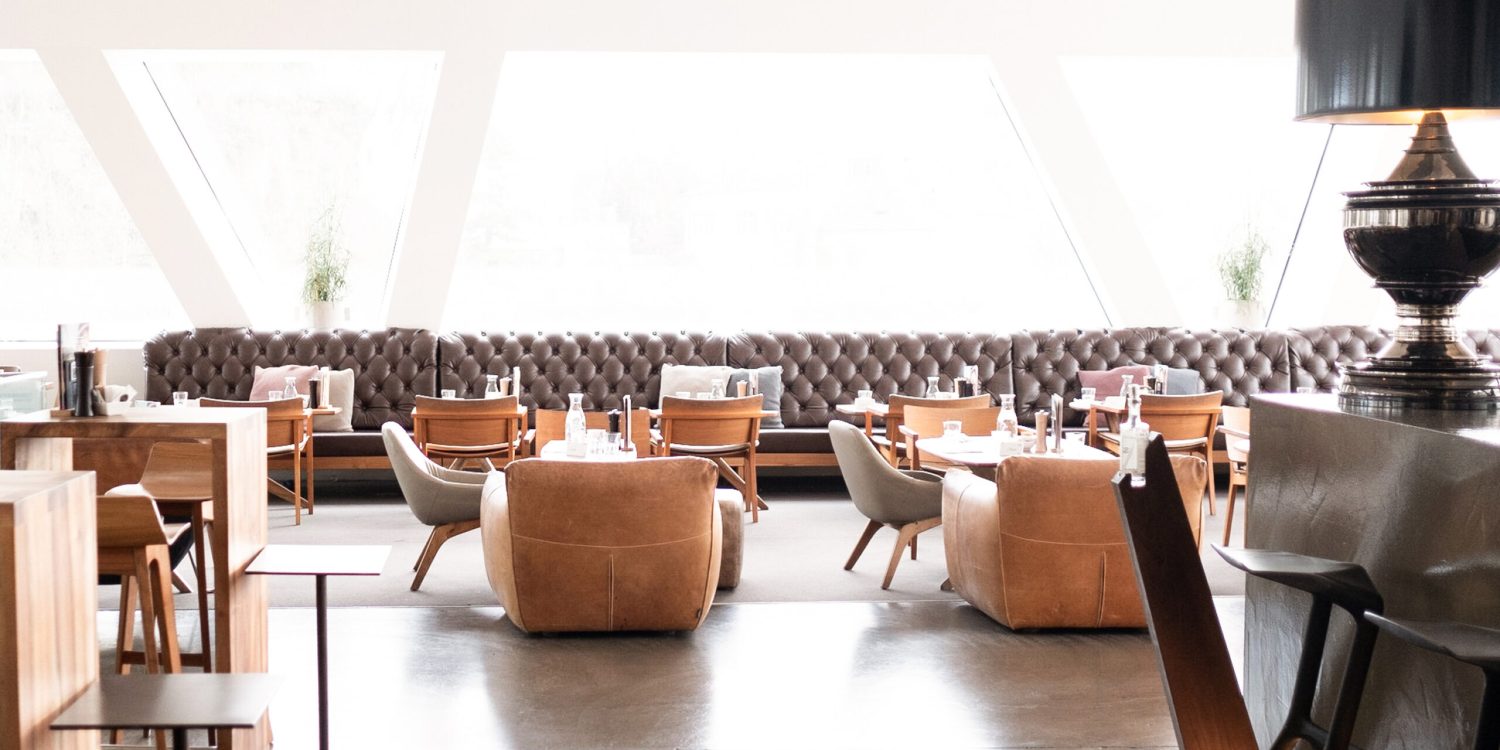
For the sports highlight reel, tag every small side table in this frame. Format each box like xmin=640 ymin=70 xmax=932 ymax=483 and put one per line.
xmin=247 ymin=544 xmax=389 ymax=750
xmin=52 ymin=673 xmax=281 ymax=750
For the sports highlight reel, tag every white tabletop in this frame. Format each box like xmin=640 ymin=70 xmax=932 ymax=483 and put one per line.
xmin=537 ymin=441 xmax=638 ymax=462
xmin=915 ymin=434 xmax=1110 ymax=469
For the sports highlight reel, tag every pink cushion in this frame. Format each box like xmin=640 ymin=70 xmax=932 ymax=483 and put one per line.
xmin=1077 ymin=365 xmax=1152 ymax=399
xmin=250 ymin=365 xmax=318 ymax=401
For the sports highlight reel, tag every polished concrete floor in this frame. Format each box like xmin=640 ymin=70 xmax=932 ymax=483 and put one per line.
xmin=102 ymin=597 xmax=1247 ymax=749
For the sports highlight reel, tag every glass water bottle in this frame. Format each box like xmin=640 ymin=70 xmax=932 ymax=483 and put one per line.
xmin=710 ymin=379 xmax=726 ymax=400
xmin=1119 ymin=385 xmax=1151 ymax=487
xmin=565 ymin=393 xmax=588 ymax=457
xmin=284 ymin=376 xmax=298 ymax=400
xmin=997 ymin=394 xmax=1019 ymax=437
xmin=925 ymin=376 xmax=941 ymax=399
xmin=1118 ymin=374 xmax=1134 ymax=399
xmin=484 ymin=374 xmax=501 ymax=399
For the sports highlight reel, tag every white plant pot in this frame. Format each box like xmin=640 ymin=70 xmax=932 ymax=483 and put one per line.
xmin=310 ymin=301 xmax=341 ymax=331
xmin=1219 ymin=299 xmax=1265 ymax=329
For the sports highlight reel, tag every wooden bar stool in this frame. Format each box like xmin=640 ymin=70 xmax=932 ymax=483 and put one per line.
xmin=99 ymin=493 xmax=188 ymax=679
xmin=107 ymin=441 xmax=215 ymax=673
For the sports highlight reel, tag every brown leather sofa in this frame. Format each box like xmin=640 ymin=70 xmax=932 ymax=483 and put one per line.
xmin=141 ymin=325 xmax=1500 ymax=469
xmin=480 ymin=457 xmax=723 ymax=633
xmin=941 ymin=453 xmax=1207 ymax=630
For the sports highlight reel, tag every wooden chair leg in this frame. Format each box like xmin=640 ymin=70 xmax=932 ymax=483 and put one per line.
xmin=411 ymin=520 xmax=480 ymax=591
xmin=1223 ymin=481 xmax=1239 ymax=547
xmin=747 ymin=452 xmax=761 ymax=523
xmin=1204 ymin=449 xmax=1217 ymax=516
xmin=134 ymin=553 xmax=161 ymax=675
xmin=192 ymin=512 xmax=212 ymax=673
xmin=882 ymin=517 xmax=942 ymax=590
xmin=292 ymin=449 xmax=303 ymax=525
xmin=149 ymin=549 xmax=182 ymax=673
xmin=305 ymin=436 xmax=315 ymax=515
xmin=910 ymin=534 xmax=917 ymax=560
xmin=116 ymin=577 xmax=136 ymax=676
xmin=170 ymin=570 xmax=192 ymax=594
xmin=845 ymin=520 xmax=881 ymax=570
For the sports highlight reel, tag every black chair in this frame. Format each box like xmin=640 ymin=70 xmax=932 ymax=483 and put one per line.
xmin=1366 ymin=614 xmax=1500 ymax=750
xmin=1113 ymin=434 xmax=1382 ymax=750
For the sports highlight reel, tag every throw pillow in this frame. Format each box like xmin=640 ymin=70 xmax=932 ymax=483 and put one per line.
xmin=1164 ymin=367 xmax=1205 ymax=395
xmin=658 ymin=364 xmax=736 ymax=406
xmin=250 ymin=365 xmax=318 ymax=401
xmin=312 ymin=368 xmax=356 ymax=432
xmin=727 ymin=366 xmax=786 ymax=429
xmin=1077 ymin=365 xmax=1152 ymax=400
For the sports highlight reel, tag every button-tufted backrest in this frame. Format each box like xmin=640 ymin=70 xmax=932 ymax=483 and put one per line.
xmin=725 ymin=332 xmax=1013 ymax=428
xmin=1286 ymin=326 xmax=1392 ymax=390
xmin=143 ymin=328 xmax=438 ymax=429
xmin=1010 ymin=328 xmax=1290 ymax=425
xmin=436 ymin=332 xmax=725 ymax=412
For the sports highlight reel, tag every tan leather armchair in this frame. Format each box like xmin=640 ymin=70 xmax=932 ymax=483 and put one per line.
xmin=481 ymin=457 xmax=723 ymax=633
xmin=942 ymin=453 xmax=1206 ymax=629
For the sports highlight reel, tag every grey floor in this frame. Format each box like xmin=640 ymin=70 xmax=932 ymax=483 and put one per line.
xmin=100 ymin=474 xmax=1250 ymax=749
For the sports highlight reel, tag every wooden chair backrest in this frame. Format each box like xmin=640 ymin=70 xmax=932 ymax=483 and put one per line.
xmin=1220 ymin=406 xmax=1250 ymax=463
xmin=886 ymin=394 xmax=991 ymax=418
xmin=535 ymin=408 xmax=652 ymax=456
xmin=96 ymin=493 xmax=172 ymax=549
xmin=412 ymin=395 xmax=523 ymax=449
xmin=1113 ymin=436 xmax=1256 ymax=749
xmin=138 ymin=441 xmax=213 ymax=501
xmin=903 ymin=405 xmax=1001 ymax=438
xmin=1136 ymin=392 xmax=1223 ymax=444
xmin=201 ymin=397 xmax=307 ymax=449
xmin=658 ymin=396 xmax=763 ymax=448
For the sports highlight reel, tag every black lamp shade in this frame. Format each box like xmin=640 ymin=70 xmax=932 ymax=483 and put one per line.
xmin=1297 ymin=0 xmax=1500 ymax=122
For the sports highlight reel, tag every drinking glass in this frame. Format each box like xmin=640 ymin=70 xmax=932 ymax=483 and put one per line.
xmin=1079 ymin=387 xmax=1097 ymax=403
xmin=695 ymin=392 xmax=711 ymax=400
xmin=300 ymin=395 xmax=311 ymax=408
xmin=441 ymin=389 xmax=457 ymax=399
xmin=856 ymin=389 xmax=873 ymax=406
xmin=267 ymin=389 xmax=282 ymax=401
xmin=284 ymin=376 xmax=299 ymax=398
xmin=586 ymin=428 xmax=607 ymax=456
xmin=172 ymin=391 xmax=189 ymax=406
xmin=1296 ymin=386 xmax=1316 ymax=394
xmin=942 ymin=419 xmax=963 ymax=440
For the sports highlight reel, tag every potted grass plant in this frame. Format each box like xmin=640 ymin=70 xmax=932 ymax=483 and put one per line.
xmin=1218 ymin=228 xmax=1269 ymax=329
xmin=303 ymin=204 xmax=349 ymax=330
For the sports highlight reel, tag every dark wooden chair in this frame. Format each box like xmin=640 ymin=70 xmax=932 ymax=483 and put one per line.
xmin=1112 ymin=435 xmax=1382 ymax=750
xmin=1366 ymin=613 xmax=1500 ymax=749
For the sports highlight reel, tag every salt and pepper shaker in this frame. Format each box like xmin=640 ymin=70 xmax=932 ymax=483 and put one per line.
xmin=736 ymin=380 xmax=749 ymax=398
xmin=620 ymin=395 xmax=634 ymax=453
xmin=1033 ymin=410 xmax=1049 ymax=453
xmin=607 ymin=409 xmax=621 ymax=444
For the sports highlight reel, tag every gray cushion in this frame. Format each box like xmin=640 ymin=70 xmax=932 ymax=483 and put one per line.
xmin=728 ymin=366 xmax=785 ymax=429
xmin=1164 ymin=368 xmax=1204 ymax=395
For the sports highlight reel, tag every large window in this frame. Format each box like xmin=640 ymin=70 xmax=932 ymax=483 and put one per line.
xmin=131 ymin=51 xmax=442 ymax=327
xmin=447 ymin=53 xmax=1105 ymax=332
xmin=0 ymin=51 xmax=189 ymax=341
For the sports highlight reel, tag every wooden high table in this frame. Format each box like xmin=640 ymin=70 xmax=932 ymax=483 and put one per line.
xmin=0 ymin=409 xmax=271 ymax=750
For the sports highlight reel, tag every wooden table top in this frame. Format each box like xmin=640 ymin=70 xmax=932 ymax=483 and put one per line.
xmin=246 ymin=544 xmax=390 ymax=577
xmin=0 ymin=470 xmax=96 ymax=504
xmin=834 ymin=402 xmax=889 ymax=417
xmin=915 ymin=434 xmax=1111 ymax=468
xmin=52 ymin=674 xmax=282 ymax=730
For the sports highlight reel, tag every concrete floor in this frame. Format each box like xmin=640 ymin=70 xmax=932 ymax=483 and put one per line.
xmin=101 ymin=598 xmax=1247 ymax=750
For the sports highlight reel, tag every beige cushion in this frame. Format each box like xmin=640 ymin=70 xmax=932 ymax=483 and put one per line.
xmin=312 ymin=368 xmax=355 ymax=433
xmin=1098 ymin=432 xmax=1207 ymax=450
xmin=658 ymin=364 xmax=736 ymax=406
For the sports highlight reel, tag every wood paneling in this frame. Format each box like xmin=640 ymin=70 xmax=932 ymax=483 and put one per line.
xmin=0 ymin=409 xmax=270 ymax=750
xmin=0 ymin=471 xmax=99 ymax=750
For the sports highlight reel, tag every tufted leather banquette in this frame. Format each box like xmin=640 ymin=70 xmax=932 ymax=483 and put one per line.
xmin=142 ymin=326 xmax=1500 ymax=467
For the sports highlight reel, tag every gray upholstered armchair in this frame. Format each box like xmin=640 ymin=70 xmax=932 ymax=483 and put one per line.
xmin=383 ymin=422 xmax=489 ymax=591
xmin=829 ymin=420 xmax=945 ymax=589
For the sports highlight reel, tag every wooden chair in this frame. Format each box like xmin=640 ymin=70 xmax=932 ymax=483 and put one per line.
xmin=899 ymin=404 xmax=1000 ymax=472
xmin=202 ymin=396 xmax=312 ymax=524
xmin=411 ymin=395 xmax=525 ymax=471
xmin=652 ymin=395 xmax=766 ymax=522
xmin=1218 ymin=406 xmax=1251 ymax=546
xmin=531 ymin=407 xmax=652 ymax=457
xmin=99 ymin=493 xmax=188 ymax=679
xmin=870 ymin=394 xmax=990 ymax=468
xmin=1098 ymin=391 xmax=1222 ymax=515
xmin=106 ymin=441 xmax=216 ymax=673
xmin=1113 ymin=435 xmax=1383 ymax=750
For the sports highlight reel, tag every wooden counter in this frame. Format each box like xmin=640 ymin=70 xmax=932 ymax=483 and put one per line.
xmin=0 ymin=409 xmax=270 ymax=750
xmin=0 ymin=471 xmax=98 ymax=750
xmin=1246 ymin=394 xmax=1500 ymax=747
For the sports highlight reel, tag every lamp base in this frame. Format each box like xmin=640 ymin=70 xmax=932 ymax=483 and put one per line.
xmin=1339 ymin=358 xmax=1500 ymax=410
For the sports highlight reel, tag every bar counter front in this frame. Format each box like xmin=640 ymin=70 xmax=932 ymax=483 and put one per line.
xmin=1248 ymin=394 xmax=1500 ymax=746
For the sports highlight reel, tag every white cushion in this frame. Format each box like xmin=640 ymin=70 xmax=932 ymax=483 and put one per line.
xmin=312 ymin=368 xmax=355 ymax=433
xmin=658 ymin=364 xmax=736 ymax=406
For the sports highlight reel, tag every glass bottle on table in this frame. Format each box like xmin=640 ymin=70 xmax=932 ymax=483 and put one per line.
xmin=925 ymin=376 xmax=941 ymax=399
xmin=284 ymin=376 xmax=298 ymax=400
xmin=997 ymin=394 xmax=1019 ymax=437
xmin=1119 ymin=385 xmax=1151 ymax=488
xmin=484 ymin=374 xmax=502 ymax=399
xmin=710 ymin=379 xmax=725 ymax=400
xmin=565 ymin=393 xmax=588 ymax=457
xmin=1118 ymin=374 xmax=1134 ymax=399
